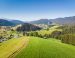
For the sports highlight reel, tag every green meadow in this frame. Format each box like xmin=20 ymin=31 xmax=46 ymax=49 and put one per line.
xmin=15 ymin=37 xmax=75 ymax=58
xmin=0 ymin=26 xmax=75 ymax=58
xmin=29 ymin=25 xmax=62 ymax=36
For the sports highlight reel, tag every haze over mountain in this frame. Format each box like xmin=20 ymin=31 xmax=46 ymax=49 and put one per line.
xmin=30 ymin=16 xmax=75 ymax=25
xmin=30 ymin=19 xmax=52 ymax=25
xmin=10 ymin=20 xmax=24 ymax=25
xmin=0 ymin=16 xmax=75 ymax=26
xmin=0 ymin=19 xmax=24 ymax=26
xmin=0 ymin=0 xmax=75 ymax=21
xmin=50 ymin=16 xmax=75 ymax=25
xmin=0 ymin=19 xmax=14 ymax=26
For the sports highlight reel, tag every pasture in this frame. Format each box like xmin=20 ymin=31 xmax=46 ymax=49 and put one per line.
xmin=15 ymin=37 xmax=75 ymax=58
xmin=37 ymin=26 xmax=62 ymax=35
xmin=29 ymin=25 xmax=62 ymax=36
xmin=0 ymin=37 xmax=29 ymax=58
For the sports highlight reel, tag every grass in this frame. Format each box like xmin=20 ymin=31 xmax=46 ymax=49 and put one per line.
xmin=36 ymin=25 xmax=62 ymax=35
xmin=0 ymin=36 xmax=29 ymax=58
xmin=15 ymin=37 xmax=75 ymax=58
xmin=29 ymin=25 xmax=62 ymax=36
xmin=0 ymin=25 xmax=75 ymax=58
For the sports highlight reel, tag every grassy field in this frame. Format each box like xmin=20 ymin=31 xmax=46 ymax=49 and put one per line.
xmin=0 ymin=37 xmax=29 ymax=58
xmin=36 ymin=25 xmax=62 ymax=35
xmin=1 ymin=26 xmax=75 ymax=58
xmin=15 ymin=37 xmax=75 ymax=58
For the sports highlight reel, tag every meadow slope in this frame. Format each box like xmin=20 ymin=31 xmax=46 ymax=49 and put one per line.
xmin=36 ymin=25 xmax=62 ymax=35
xmin=0 ymin=37 xmax=29 ymax=58
xmin=15 ymin=37 xmax=75 ymax=58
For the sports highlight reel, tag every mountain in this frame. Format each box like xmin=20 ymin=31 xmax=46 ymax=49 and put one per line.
xmin=16 ymin=23 xmax=41 ymax=31
xmin=0 ymin=16 xmax=75 ymax=26
xmin=10 ymin=20 xmax=24 ymax=25
xmin=30 ymin=16 xmax=75 ymax=25
xmin=0 ymin=19 xmax=15 ymax=26
xmin=50 ymin=16 xmax=75 ymax=25
xmin=30 ymin=19 xmax=52 ymax=25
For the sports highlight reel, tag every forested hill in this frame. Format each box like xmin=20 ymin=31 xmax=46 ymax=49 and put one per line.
xmin=16 ymin=23 xmax=41 ymax=32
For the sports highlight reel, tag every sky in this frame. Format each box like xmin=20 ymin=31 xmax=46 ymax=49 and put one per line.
xmin=0 ymin=0 xmax=75 ymax=21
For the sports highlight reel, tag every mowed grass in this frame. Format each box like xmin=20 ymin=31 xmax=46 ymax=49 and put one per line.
xmin=15 ymin=37 xmax=75 ymax=58
xmin=0 ymin=37 xmax=29 ymax=58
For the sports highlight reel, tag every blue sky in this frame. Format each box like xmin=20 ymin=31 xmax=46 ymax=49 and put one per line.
xmin=0 ymin=0 xmax=75 ymax=21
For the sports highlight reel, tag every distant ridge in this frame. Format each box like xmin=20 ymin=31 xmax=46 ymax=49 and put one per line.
xmin=30 ymin=19 xmax=52 ymax=25
xmin=30 ymin=16 xmax=75 ymax=25
xmin=10 ymin=20 xmax=24 ymax=25
xmin=50 ymin=16 xmax=75 ymax=25
xmin=0 ymin=16 xmax=75 ymax=26
xmin=0 ymin=19 xmax=24 ymax=26
xmin=0 ymin=19 xmax=14 ymax=26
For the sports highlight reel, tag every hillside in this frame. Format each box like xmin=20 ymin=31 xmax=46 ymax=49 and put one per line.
xmin=0 ymin=19 xmax=15 ymax=26
xmin=0 ymin=37 xmax=29 ymax=58
xmin=10 ymin=20 xmax=24 ymax=25
xmin=30 ymin=16 xmax=75 ymax=25
xmin=1 ymin=16 xmax=75 ymax=26
xmin=0 ymin=25 xmax=75 ymax=58
xmin=15 ymin=37 xmax=75 ymax=58
xmin=16 ymin=23 xmax=41 ymax=32
xmin=30 ymin=19 xmax=52 ymax=25
xmin=50 ymin=16 xmax=75 ymax=25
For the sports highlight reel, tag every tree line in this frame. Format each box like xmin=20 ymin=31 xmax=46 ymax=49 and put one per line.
xmin=22 ymin=25 xmax=75 ymax=46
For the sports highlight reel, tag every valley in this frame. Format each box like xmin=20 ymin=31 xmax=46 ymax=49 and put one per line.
xmin=0 ymin=0 xmax=75 ymax=58
xmin=0 ymin=23 xmax=75 ymax=58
